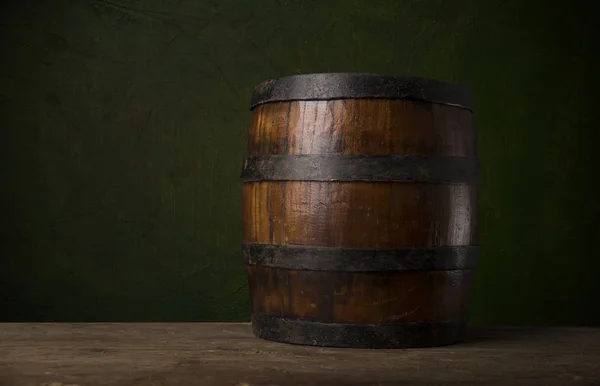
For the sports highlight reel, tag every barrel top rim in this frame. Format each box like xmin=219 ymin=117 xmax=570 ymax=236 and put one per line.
xmin=250 ymin=72 xmax=472 ymax=110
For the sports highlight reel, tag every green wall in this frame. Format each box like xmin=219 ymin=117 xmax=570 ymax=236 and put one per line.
xmin=1 ymin=0 xmax=598 ymax=325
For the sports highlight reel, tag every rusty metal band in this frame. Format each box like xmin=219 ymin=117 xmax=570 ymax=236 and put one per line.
xmin=240 ymin=155 xmax=479 ymax=184
xmin=243 ymin=243 xmax=479 ymax=272
xmin=250 ymin=73 xmax=472 ymax=110
xmin=251 ymin=314 xmax=467 ymax=348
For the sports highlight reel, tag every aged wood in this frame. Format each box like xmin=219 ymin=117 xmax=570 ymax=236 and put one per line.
xmin=1 ymin=324 xmax=599 ymax=386
xmin=241 ymin=74 xmax=479 ymax=348
xmin=247 ymin=267 xmax=472 ymax=324
xmin=247 ymin=99 xmax=476 ymax=157
xmin=242 ymin=182 xmax=477 ymax=247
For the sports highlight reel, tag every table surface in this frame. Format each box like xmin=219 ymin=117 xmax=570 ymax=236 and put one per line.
xmin=1 ymin=323 xmax=599 ymax=386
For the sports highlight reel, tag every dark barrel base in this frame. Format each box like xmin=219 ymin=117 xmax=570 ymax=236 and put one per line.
xmin=252 ymin=314 xmax=467 ymax=349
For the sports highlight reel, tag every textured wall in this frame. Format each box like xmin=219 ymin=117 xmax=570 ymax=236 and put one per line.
xmin=1 ymin=0 xmax=598 ymax=324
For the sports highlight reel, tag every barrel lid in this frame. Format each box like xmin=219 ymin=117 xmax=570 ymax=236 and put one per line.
xmin=250 ymin=73 xmax=472 ymax=110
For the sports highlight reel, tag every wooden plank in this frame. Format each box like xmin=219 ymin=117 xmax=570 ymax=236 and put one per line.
xmin=1 ymin=323 xmax=599 ymax=386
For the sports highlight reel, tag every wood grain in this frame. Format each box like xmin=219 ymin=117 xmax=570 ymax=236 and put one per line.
xmin=242 ymin=181 xmax=477 ymax=248
xmin=248 ymin=267 xmax=472 ymax=324
xmin=248 ymin=99 xmax=476 ymax=156
xmin=242 ymin=96 xmax=479 ymax=347
xmin=1 ymin=324 xmax=599 ymax=386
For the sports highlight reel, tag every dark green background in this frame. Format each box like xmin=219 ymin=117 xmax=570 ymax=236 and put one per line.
xmin=1 ymin=0 xmax=598 ymax=324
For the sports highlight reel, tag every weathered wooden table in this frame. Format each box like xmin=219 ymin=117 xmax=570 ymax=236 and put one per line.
xmin=1 ymin=323 xmax=598 ymax=385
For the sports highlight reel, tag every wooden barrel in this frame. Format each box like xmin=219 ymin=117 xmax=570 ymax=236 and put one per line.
xmin=241 ymin=73 xmax=479 ymax=348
